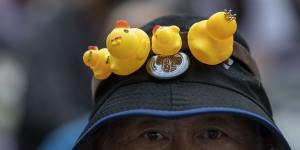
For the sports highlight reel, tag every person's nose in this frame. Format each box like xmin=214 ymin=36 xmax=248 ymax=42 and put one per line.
xmin=170 ymin=137 xmax=198 ymax=150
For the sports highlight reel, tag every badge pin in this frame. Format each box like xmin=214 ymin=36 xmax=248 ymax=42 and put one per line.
xmin=222 ymin=58 xmax=234 ymax=70
xmin=146 ymin=52 xmax=190 ymax=79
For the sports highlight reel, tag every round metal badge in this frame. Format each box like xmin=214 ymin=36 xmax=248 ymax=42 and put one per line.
xmin=146 ymin=52 xmax=190 ymax=79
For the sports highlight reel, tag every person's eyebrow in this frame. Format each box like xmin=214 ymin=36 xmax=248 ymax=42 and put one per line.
xmin=191 ymin=115 xmax=249 ymax=138
xmin=192 ymin=115 xmax=236 ymax=127
xmin=130 ymin=117 xmax=168 ymax=129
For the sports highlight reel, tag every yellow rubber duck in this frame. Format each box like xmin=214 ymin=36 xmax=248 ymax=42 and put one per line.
xmin=151 ymin=25 xmax=182 ymax=56
xmin=106 ymin=20 xmax=150 ymax=75
xmin=188 ymin=10 xmax=237 ymax=65
xmin=83 ymin=46 xmax=112 ymax=80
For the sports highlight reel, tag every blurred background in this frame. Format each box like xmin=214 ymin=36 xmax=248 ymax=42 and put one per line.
xmin=0 ymin=0 xmax=299 ymax=149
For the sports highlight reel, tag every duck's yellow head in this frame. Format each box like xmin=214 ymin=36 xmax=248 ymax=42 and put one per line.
xmin=152 ymin=25 xmax=182 ymax=56
xmin=83 ymin=46 xmax=102 ymax=67
xmin=83 ymin=46 xmax=111 ymax=70
xmin=106 ymin=20 xmax=139 ymax=59
xmin=83 ymin=46 xmax=112 ymax=79
xmin=206 ymin=10 xmax=237 ymax=40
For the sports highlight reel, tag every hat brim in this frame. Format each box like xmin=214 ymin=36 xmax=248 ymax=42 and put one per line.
xmin=73 ymin=82 xmax=290 ymax=150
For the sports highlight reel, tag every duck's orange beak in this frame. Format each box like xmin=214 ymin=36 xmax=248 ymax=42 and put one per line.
xmin=111 ymin=36 xmax=122 ymax=46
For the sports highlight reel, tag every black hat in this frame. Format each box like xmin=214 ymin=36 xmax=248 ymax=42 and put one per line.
xmin=73 ymin=15 xmax=290 ymax=150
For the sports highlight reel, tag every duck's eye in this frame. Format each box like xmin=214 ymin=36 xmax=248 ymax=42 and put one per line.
xmin=88 ymin=51 xmax=93 ymax=58
xmin=124 ymin=29 xmax=129 ymax=33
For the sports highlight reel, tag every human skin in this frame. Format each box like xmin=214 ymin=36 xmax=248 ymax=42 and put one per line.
xmin=95 ymin=114 xmax=265 ymax=150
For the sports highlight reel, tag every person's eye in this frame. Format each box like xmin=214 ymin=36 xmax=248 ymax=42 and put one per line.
xmin=203 ymin=129 xmax=225 ymax=140
xmin=143 ymin=130 xmax=164 ymax=142
xmin=197 ymin=128 xmax=226 ymax=141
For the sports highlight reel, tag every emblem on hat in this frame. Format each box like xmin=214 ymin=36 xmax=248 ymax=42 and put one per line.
xmin=146 ymin=52 xmax=190 ymax=79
